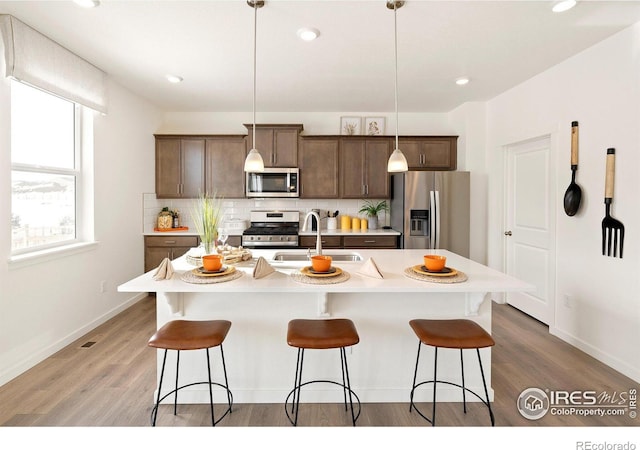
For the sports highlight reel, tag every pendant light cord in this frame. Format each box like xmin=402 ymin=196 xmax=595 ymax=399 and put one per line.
xmin=252 ymin=2 xmax=257 ymax=149
xmin=393 ymin=3 xmax=399 ymax=151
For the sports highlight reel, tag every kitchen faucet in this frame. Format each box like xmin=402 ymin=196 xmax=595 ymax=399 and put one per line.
xmin=301 ymin=211 xmax=322 ymax=256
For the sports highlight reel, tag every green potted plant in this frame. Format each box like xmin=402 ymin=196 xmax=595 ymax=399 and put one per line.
xmin=191 ymin=192 xmax=222 ymax=254
xmin=359 ymin=200 xmax=388 ymax=230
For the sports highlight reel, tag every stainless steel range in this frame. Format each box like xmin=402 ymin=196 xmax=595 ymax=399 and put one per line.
xmin=242 ymin=210 xmax=299 ymax=248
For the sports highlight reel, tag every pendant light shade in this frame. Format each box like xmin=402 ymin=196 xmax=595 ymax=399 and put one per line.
xmin=244 ymin=0 xmax=265 ymax=172
xmin=244 ymin=148 xmax=264 ymax=171
xmin=387 ymin=1 xmax=408 ymax=173
xmin=388 ymin=148 xmax=408 ymax=172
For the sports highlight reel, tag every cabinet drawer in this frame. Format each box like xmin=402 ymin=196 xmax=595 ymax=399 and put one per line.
xmin=343 ymin=236 xmax=397 ymax=248
xmin=145 ymin=236 xmax=199 ymax=248
xmin=299 ymin=235 xmax=342 ymax=249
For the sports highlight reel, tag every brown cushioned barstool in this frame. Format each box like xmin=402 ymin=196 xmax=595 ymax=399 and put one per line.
xmin=147 ymin=319 xmax=233 ymax=426
xmin=285 ymin=318 xmax=361 ymax=426
xmin=409 ymin=319 xmax=495 ymax=426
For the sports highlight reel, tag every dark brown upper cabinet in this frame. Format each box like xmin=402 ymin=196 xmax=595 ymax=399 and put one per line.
xmin=299 ymin=137 xmax=340 ymax=199
xmin=155 ymin=136 xmax=205 ymax=198
xmin=340 ymin=137 xmax=391 ymax=199
xmin=398 ymin=136 xmax=457 ymax=170
xmin=205 ymin=136 xmax=246 ymax=198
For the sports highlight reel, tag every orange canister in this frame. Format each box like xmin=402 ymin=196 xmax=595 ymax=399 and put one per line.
xmin=341 ymin=215 xmax=351 ymax=230
xmin=352 ymin=217 xmax=361 ymax=230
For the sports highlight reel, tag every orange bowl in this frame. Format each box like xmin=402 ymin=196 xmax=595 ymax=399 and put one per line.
xmin=202 ymin=254 xmax=223 ymax=272
xmin=423 ymin=254 xmax=446 ymax=272
xmin=311 ymin=255 xmax=332 ymax=272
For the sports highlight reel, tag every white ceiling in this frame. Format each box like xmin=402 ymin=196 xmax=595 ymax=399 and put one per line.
xmin=1 ymin=0 xmax=640 ymax=113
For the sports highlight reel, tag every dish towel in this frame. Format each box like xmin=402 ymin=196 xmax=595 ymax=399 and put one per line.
xmin=356 ymin=257 xmax=384 ymax=279
xmin=153 ymin=257 xmax=174 ymax=281
xmin=253 ymin=256 xmax=276 ymax=279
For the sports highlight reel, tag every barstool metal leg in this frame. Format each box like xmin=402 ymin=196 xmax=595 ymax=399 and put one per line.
xmin=409 ymin=340 xmax=422 ymax=412
xmin=205 ymin=348 xmax=216 ymax=426
xmin=460 ymin=349 xmax=467 ymax=413
xmin=174 ymin=350 xmax=180 ymax=415
xmin=152 ymin=349 xmax=169 ymax=426
xmin=219 ymin=344 xmax=232 ymax=413
xmin=341 ymin=347 xmax=357 ymax=427
xmin=339 ymin=347 xmax=348 ymax=410
xmin=293 ymin=348 xmax=305 ymax=426
xmin=291 ymin=348 xmax=302 ymax=415
xmin=432 ymin=347 xmax=438 ymax=427
xmin=476 ymin=348 xmax=495 ymax=426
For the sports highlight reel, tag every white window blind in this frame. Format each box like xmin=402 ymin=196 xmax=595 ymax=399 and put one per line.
xmin=0 ymin=14 xmax=107 ymax=113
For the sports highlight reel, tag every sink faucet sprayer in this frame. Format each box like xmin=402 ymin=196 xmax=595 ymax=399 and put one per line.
xmin=302 ymin=211 xmax=322 ymax=256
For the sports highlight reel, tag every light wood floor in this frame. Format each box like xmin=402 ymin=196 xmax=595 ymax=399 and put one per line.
xmin=0 ymin=296 xmax=638 ymax=427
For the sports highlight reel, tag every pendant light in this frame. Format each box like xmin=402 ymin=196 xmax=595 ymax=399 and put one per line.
xmin=386 ymin=1 xmax=408 ymax=173
xmin=244 ymin=0 xmax=265 ymax=172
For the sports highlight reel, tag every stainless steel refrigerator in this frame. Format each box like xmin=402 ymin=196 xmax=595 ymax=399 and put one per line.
xmin=391 ymin=171 xmax=470 ymax=257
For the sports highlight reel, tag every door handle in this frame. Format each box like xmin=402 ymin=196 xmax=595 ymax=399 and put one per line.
xmin=504 ymin=231 xmax=513 ymax=236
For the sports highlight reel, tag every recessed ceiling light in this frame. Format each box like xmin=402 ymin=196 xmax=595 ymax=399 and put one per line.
xmin=166 ymin=75 xmax=183 ymax=84
xmin=455 ymin=77 xmax=470 ymax=86
xmin=297 ymin=27 xmax=320 ymax=41
xmin=73 ymin=0 xmax=100 ymax=8
xmin=552 ymin=0 xmax=577 ymax=13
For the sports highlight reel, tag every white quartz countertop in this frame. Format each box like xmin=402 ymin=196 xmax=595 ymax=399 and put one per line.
xmin=298 ymin=228 xmax=400 ymax=236
xmin=118 ymin=249 xmax=533 ymax=295
xmin=143 ymin=230 xmax=241 ymax=236
xmin=143 ymin=229 xmax=400 ymax=236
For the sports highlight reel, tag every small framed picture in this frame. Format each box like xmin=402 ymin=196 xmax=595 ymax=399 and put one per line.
xmin=364 ymin=117 xmax=385 ymax=136
xmin=340 ymin=116 xmax=362 ymax=135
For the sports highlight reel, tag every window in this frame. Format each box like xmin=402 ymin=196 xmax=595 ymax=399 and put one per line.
xmin=11 ymin=80 xmax=82 ymax=254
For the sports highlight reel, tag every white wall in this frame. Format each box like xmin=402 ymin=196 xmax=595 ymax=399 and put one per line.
xmin=485 ymin=23 xmax=640 ymax=382
xmin=0 ymin=72 xmax=162 ymax=385
xmin=159 ymin=111 xmax=454 ymax=136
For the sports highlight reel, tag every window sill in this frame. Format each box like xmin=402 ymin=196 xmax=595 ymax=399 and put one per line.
xmin=8 ymin=241 xmax=99 ymax=270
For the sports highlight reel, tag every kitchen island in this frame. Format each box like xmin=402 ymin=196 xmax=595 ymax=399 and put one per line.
xmin=118 ymin=249 xmax=533 ymax=404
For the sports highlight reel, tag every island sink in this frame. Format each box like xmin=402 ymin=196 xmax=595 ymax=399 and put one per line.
xmin=272 ymin=251 xmax=363 ymax=262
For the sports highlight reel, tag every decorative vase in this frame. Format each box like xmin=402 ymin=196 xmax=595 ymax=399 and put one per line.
xmin=368 ymin=214 xmax=378 ymax=230
xmin=201 ymin=239 xmax=216 ymax=255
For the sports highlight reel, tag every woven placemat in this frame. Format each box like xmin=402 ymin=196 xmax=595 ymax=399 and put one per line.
xmin=403 ymin=267 xmax=468 ymax=284
xmin=291 ymin=271 xmax=351 ymax=285
xmin=180 ymin=269 xmax=244 ymax=284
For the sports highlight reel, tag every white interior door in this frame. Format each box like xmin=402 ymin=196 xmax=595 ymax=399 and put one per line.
xmin=504 ymin=136 xmax=555 ymax=325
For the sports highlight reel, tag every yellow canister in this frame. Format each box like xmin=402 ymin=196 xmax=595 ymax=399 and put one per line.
xmin=341 ymin=215 xmax=351 ymax=230
xmin=361 ymin=218 xmax=368 ymax=230
xmin=352 ymin=217 xmax=361 ymax=230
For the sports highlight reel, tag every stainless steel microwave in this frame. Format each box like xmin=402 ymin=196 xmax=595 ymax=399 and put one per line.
xmin=246 ymin=167 xmax=299 ymax=198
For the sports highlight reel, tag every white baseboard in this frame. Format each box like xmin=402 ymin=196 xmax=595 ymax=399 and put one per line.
xmin=550 ymin=325 xmax=640 ymax=384
xmin=0 ymin=293 xmax=148 ymax=387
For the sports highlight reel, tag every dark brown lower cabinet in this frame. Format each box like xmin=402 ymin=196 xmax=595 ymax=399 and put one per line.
xmin=342 ymin=236 xmax=397 ymax=249
xmin=299 ymin=235 xmax=342 ymax=249
xmin=299 ymin=235 xmax=398 ymax=249
xmin=144 ymin=236 xmax=199 ymax=272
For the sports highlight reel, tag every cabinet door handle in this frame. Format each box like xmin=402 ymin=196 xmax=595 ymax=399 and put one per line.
xmin=164 ymin=240 xmax=176 ymax=244
xmin=364 ymin=240 xmax=376 ymax=243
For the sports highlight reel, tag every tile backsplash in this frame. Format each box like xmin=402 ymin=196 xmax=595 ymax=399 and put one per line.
xmin=143 ymin=193 xmax=390 ymax=234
